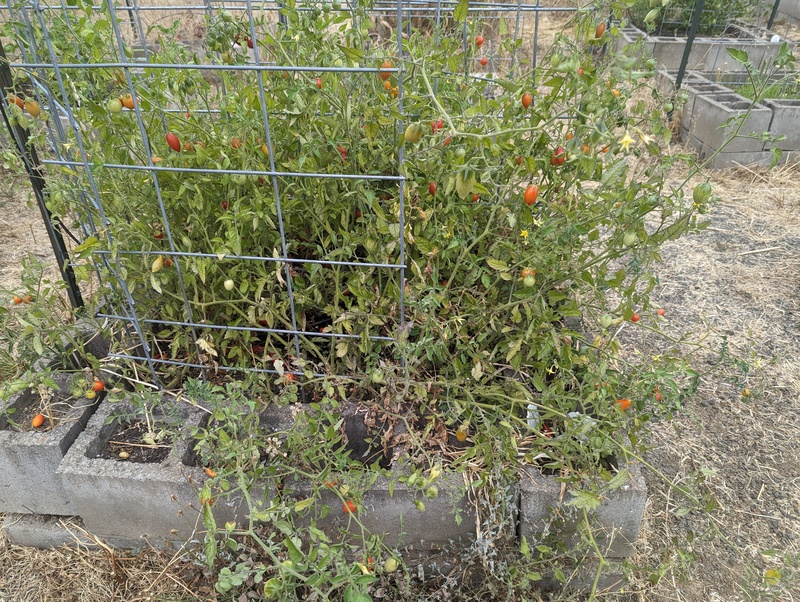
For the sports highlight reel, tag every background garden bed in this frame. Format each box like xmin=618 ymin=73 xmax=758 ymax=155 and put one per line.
xmin=656 ymin=69 xmax=799 ymax=167
xmin=617 ymin=22 xmax=796 ymax=72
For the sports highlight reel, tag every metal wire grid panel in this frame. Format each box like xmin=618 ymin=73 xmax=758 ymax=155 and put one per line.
xmin=0 ymin=0 xmax=575 ymax=388
xmin=649 ymin=0 xmax=775 ymax=36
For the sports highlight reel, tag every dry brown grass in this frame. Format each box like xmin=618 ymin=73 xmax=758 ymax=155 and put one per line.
xmin=615 ymin=159 xmax=800 ymax=602
xmin=0 ymin=520 xmax=210 ymax=601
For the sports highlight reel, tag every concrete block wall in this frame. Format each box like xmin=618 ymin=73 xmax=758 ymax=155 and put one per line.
xmin=763 ymin=98 xmax=800 ymax=151
xmin=0 ymin=373 xmax=101 ymax=516
xmin=689 ymin=93 xmax=773 ymax=152
xmin=57 ymin=396 xmax=210 ymax=544
xmin=286 ymin=472 xmax=480 ymax=550
xmin=617 ymin=23 xmax=796 ymax=72
xmin=519 ymin=465 xmax=647 ymax=558
xmin=656 ymin=69 xmax=798 ymax=167
xmin=2 ymin=396 xmax=649 ymax=588
xmin=777 ymin=0 xmax=800 ymax=26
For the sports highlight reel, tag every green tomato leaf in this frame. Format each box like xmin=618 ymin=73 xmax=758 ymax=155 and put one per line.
xmin=486 ymin=258 xmax=509 ymax=271
xmin=453 ymin=0 xmax=469 ymax=22
xmin=726 ymin=47 xmax=749 ymax=64
xmin=455 ymin=171 xmax=476 ymax=199
xmin=338 ymin=45 xmax=363 ymax=63
xmin=566 ymin=489 xmax=602 ymax=510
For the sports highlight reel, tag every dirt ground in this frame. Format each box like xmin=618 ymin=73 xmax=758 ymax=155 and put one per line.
xmin=620 ymin=158 xmax=800 ymax=601
xmin=0 ymin=154 xmax=54 ymax=294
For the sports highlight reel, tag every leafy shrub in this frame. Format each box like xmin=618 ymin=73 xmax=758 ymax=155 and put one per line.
xmin=1 ymin=0 xmax=713 ymax=463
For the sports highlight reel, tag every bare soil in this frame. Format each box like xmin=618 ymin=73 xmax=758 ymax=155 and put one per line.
xmin=0 ymin=154 xmax=52 ymax=294
xmin=99 ymin=420 xmax=174 ymax=464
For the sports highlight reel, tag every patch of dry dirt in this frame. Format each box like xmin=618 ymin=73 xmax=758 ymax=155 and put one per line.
xmin=616 ymin=160 xmax=800 ymax=601
xmin=0 ymin=163 xmax=53 ymax=294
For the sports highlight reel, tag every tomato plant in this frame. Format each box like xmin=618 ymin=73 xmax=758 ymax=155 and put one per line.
xmin=10 ymin=0 xmax=704 ymax=498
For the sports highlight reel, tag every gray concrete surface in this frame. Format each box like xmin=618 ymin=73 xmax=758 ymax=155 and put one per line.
xmin=519 ymin=463 xmax=647 ymax=558
xmin=1 ymin=512 xmax=149 ymax=550
xmin=57 ymin=395 xmax=210 ymax=544
xmin=0 ymin=372 xmax=100 ymax=515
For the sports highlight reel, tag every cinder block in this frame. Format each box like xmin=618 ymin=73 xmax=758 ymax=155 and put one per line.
xmin=688 ymin=93 xmax=772 ymax=153
xmin=57 ymin=396 xmax=210 ymax=544
xmin=249 ymin=402 xmax=482 ymax=550
xmin=703 ymin=149 xmax=775 ymax=169
xmin=615 ymin=26 xmax=652 ymax=53
xmin=519 ymin=463 xmax=646 ymax=558
xmin=0 ymin=372 xmax=101 ymax=515
xmin=682 ymin=82 xmax=731 ymax=132
xmin=282 ymin=470 xmax=480 ymax=550
xmin=777 ymin=0 xmax=800 ymax=25
xmin=652 ymin=36 xmax=720 ymax=71
xmin=1 ymin=513 xmax=145 ymax=550
xmin=764 ymin=98 xmax=800 ymax=151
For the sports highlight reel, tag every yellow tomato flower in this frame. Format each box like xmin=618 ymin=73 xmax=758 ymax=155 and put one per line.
xmin=636 ymin=129 xmax=655 ymax=145
xmin=520 ymin=229 xmax=529 ymax=239
xmin=619 ymin=131 xmax=635 ymax=151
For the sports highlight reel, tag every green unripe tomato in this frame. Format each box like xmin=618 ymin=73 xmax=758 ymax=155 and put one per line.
xmin=454 ymin=148 xmax=466 ymax=160
xmin=693 ymin=182 xmax=712 ymax=204
xmin=107 ymin=98 xmax=123 ymax=114
xmin=600 ymin=314 xmax=613 ymax=328
xmin=224 ymin=279 xmax=235 ymax=291
xmin=384 ymin=557 xmax=399 ymax=573
xmin=404 ymin=123 xmax=423 ymax=143
xmin=623 ymin=231 xmax=638 ymax=247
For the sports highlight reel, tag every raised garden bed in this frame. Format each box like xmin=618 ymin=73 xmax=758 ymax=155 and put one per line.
xmin=56 ymin=394 xmax=212 ymax=546
xmin=655 ymin=70 xmax=797 ymax=167
xmin=206 ymin=403 xmax=646 ymax=564
xmin=0 ymin=372 xmax=102 ymax=516
xmin=617 ymin=23 xmax=796 ymax=72
xmin=1 ymin=391 xmax=648 ymax=582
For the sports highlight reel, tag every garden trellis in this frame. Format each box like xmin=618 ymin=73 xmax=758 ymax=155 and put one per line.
xmin=1 ymin=0 xmax=583 ymax=388
xmin=0 ymin=0 xmax=703 ymax=427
